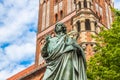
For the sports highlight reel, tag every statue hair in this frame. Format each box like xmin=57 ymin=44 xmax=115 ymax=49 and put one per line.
xmin=54 ymin=23 xmax=66 ymax=34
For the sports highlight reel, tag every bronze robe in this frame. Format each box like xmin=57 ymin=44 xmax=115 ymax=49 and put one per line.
xmin=41 ymin=35 xmax=87 ymax=80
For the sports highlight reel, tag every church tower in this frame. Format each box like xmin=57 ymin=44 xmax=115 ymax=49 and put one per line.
xmin=71 ymin=0 xmax=114 ymax=59
xmin=7 ymin=0 xmax=114 ymax=80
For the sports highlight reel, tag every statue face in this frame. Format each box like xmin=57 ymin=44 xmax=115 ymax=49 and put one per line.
xmin=55 ymin=23 xmax=66 ymax=34
xmin=55 ymin=25 xmax=63 ymax=33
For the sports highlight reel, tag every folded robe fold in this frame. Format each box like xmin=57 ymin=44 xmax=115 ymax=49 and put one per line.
xmin=41 ymin=35 xmax=87 ymax=80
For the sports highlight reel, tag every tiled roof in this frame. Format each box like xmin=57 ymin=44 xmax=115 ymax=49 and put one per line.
xmin=7 ymin=59 xmax=45 ymax=80
xmin=7 ymin=64 xmax=36 ymax=80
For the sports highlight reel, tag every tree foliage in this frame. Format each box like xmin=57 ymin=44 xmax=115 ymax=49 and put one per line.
xmin=87 ymin=9 xmax=120 ymax=80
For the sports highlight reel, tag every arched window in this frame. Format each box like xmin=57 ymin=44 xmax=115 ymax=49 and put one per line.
xmin=55 ymin=14 xmax=58 ymax=22
xmin=60 ymin=10 xmax=63 ymax=19
xmin=84 ymin=0 xmax=87 ymax=8
xmin=78 ymin=2 xmax=81 ymax=9
xmin=89 ymin=2 xmax=91 ymax=8
xmin=94 ymin=21 xmax=97 ymax=27
xmin=98 ymin=0 xmax=100 ymax=2
xmin=55 ymin=0 xmax=58 ymax=4
xmin=85 ymin=19 xmax=91 ymax=30
xmin=76 ymin=21 xmax=81 ymax=32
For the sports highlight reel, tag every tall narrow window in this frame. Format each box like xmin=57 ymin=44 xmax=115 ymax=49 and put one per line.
xmin=94 ymin=21 xmax=97 ymax=27
xmin=55 ymin=14 xmax=58 ymax=22
xmin=89 ymin=2 xmax=91 ymax=8
xmin=76 ymin=21 xmax=81 ymax=32
xmin=55 ymin=0 xmax=58 ymax=4
xmin=84 ymin=0 xmax=87 ymax=8
xmin=85 ymin=19 xmax=91 ymax=30
xmin=78 ymin=2 xmax=81 ymax=9
xmin=98 ymin=0 xmax=100 ymax=3
xmin=60 ymin=10 xmax=63 ymax=19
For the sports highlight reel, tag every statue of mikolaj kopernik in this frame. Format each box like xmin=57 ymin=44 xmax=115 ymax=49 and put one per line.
xmin=41 ymin=23 xmax=87 ymax=80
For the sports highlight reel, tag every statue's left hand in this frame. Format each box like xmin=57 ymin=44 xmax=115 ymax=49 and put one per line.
xmin=45 ymin=35 xmax=51 ymax=42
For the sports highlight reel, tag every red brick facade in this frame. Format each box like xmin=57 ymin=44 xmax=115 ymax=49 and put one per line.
xmin=8 ymin=0 xmax=113 ymax=80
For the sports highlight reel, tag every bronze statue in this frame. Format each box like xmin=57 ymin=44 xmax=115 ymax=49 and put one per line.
xmin=41 ymin=23 xmax=87 ymax=80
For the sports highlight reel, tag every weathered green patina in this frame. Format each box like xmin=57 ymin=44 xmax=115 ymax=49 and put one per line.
xmin=41 ymin=23 xmax=87 ymax=80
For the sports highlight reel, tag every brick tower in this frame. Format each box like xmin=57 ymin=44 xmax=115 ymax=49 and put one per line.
xmin=36 ymin=0 xmax=114 ymax=66
xmin=8 ymin=0 xmax=114 ymax=80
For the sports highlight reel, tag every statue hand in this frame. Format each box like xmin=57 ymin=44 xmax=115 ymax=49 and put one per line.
xmin=45 ymin=35 xmax=51 ymax=42
xmin=41 ymin=35 xmax=51 ymax=57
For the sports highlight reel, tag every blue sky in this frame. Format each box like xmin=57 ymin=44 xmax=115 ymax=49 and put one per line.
xmin=0 ymin=0 xmax=39 ymax=79
xmin=0 ymin=0 xmax=119 ymax=80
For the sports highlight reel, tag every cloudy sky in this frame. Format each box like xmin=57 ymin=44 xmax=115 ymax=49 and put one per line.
xmin=0 ymin=0 xmax=120 ymax=80
xmin=0 ymin=0 xmax=39 ymax=80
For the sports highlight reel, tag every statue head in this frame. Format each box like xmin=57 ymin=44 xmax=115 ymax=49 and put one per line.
xmin=54 ymin=23 xmax=66 ymax=34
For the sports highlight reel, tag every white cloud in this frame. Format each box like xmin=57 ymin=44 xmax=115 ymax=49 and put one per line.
xmin=5 ymin=43 xmax=35 ymax=62
xmin=0 ymin=0 xmax=39 ymax=80
xmin=0 ymin=64 xmax=28 ymax=80
xmin=114 ymin=0 xmax=120 ymax=10
xmin=0 ymin=0 xmax=38 ymax=43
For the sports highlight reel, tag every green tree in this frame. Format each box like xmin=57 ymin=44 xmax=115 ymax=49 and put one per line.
xmin=87 ymin=9 xmax=120 ymax=80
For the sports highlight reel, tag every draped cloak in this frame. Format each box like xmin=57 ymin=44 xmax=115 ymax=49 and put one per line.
xmin=41 ymin=35 xmax=87 ymax=80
